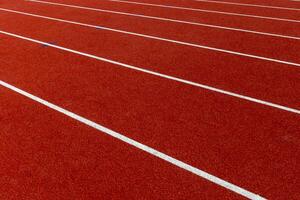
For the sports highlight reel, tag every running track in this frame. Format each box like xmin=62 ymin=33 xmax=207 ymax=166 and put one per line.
xmin=0 ymin=0 xmax=299 ymax=199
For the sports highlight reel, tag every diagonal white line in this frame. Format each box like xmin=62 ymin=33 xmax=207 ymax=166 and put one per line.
xmin=194 ymin=0 xmax=300 ymax=12
xmin=108 ymin=0 xmax=300 ymax=23
xmin=0 ymin=29 xmax=299 ymax=115
xmin=26 ymin=0 xmax=300 ymax=41
xmin=0 ymin=79 xmax=266 ymax=200
xmin=1 ymin=7 xmax=300 ymax=68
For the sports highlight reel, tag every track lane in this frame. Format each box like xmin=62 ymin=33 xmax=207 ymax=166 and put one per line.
xmin=105 ymin=0 xmax=300 ymax=22
xmin=0 ymin=86 xmax=244 ymax=199
xmin=108 ymin=0 xmax=300 ymax=9
xmin=106 ymin=0 xmax=300 ymax=20
xmin=193 ymin=0 xmax=300 ymax=12
xmin=0 ymin=32 xmax=299 ymax=199
xmin=194 ymin=0 xmax=300 ymax=8
xmin=19 ymin=0 xmax=300 ymax=38
xmin=0 ymin=8 xmax=299 ymax=110
xmin=3 ymin=2 xmax=300 ymax=65
xmin=23 ymin=0 xmax=300 ymax=42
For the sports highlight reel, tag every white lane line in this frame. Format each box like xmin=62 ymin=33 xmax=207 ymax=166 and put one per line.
xmin=0 ymin=30 xmax=299 ymax=115
xmin=26 ymin=0 xmax=300 ymax=41
xmin=108 ymin=0 xmax=300 ymax=23
xmin=194 ymin=0 xmax=300 ymax=12
xmin=1 ymin=8 xmax=300 ymax=68
xmin=0 ymin=80 xmax=266 ymax=200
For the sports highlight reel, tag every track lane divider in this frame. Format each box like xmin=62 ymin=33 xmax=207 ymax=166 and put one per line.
xmin=194 ymin=0 xmax=300 ymax=12
xmin=0 ymin=80 xmax=266 ymax=200
xmin=26 ymin=0 xmax=300 ymax=41
xmin=1 ymin=8 xmax=300 ymax=68
xmin=0 ymin=30 xmax=299 ymax=115
xmin=107 ymin=0 xmax=300 ymax=23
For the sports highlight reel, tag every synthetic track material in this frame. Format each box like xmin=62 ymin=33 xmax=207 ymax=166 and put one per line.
xmin=0 ymin=86 xmax=244 ymax=200
xmin=0 ymin=3 xmax=300 ymax=110
xmin=107 ymin=0 xmax=300 ymax=23
xmin=194 ymin=0 xmax=300 ymax=11
xmin=1 ymin=0 xmax=299 ymax=199
xmin=0 ymin=29 xmax=300 ymax=115
xmin=0 ymin=80 xmax=265 ymax=200
xmin=0 ymin=28 xmax=299 ymax=199
xmin=23 ymin=0 xmax=300 ymax=38
xmin=19 ymin=0 xmax=300 ymax=64
xmin=26 ymin=0 xmax=300 ymax=41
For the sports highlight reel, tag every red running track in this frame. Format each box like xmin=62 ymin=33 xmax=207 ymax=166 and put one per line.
xmin=0 ymin=0 xmax=300 ymax=199
xmin=0 ymin=4 xmax=300 ymax=110
xmin=4 ymin=0 xmax=300 ymax=64
xmin=108 ymin=0 xmax=300 ymax=8
xmin=102 ymin=0 xmax=300 ymax=20
xmin=22 ymin=0 xmax=300 ymax=38
xmin=0 ymin=87 xmax=242 ymax=199
xmin=0 ymin=21 xmax=299 ymax=199
xmin=3 ymin=0 xmax=300 ymax=40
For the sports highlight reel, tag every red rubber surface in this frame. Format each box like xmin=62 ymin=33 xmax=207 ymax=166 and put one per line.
xmin=34 ymin=0 xmax=300 ymax=37
xmin=0 ymin=5 xmax=299 ymax=109
xmin=0 ymin=87 xmax=242 ymax=199
xmin=111 ymin=0 xmax=300 ymax=8
xmin=0 ymin=0 xmax=299 ymax=199
xmin=4 ymin=0 xmax=300 ymax=63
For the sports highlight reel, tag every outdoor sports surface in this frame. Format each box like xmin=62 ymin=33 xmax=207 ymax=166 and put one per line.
xmin=0 ymin=0 xmax=299 ymax=199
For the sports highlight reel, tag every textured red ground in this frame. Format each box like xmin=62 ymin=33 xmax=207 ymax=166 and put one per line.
xmin=0 ymin=5 xmax=300 ymax=110
xmin=4 ymin=0 xmax=300 ymax=63
xmin=2 ymin=0 xmax=300 ymax=39
xmin=97 ymin=0 xmax=300 ymax=12
xmin=27 ymin=0 xmax=300 ymax=19
xmin=12 ymin=0 xmax=300 ymax=41
xmin=1 ymin=31 xmax=300 ymax=199
xmin=31 ymin=0 xmax=300 ymax=38
xmin=0 ymin=0 xmax=300 ymax=199
xmin=64 ymin=0 xmax=300 ymax=21
xmin=0 ymin=87 xmax=244 ymax=200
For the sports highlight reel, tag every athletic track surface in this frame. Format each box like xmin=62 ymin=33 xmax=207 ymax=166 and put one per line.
xmin=0 ymin=0 xmax=299 ymax=199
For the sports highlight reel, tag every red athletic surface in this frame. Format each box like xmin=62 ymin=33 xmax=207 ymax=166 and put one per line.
xmin=110 ymin=0 xmax=300 ymax=9
xmin=0 ymin=0 xmax=299 ymax=199
xmin=1 ymin=87 xmax=242 ymax=199
xmin=4 ymin=0 xmax=300 ymax=63
xmin=35 ymin=0 xmax=300 ymax=37
xmin=1 ymin=4 xmax=300 ymax=109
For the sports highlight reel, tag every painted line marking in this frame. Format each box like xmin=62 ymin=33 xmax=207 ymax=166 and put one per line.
xmin=0 ymin=80 xmax=266 ymax=200
xmin=194 ymin=0 xmax=300 ymax=12
xmin=26 ymin=0 xmax=300 ymax=41
xmin=42 ymin=41 xmax=56 ymax=47
xmin=0 ymin=30 xmax=299 ymax=115
xmin=108 ymin=0 xmax=300 ymax=23
xmin=1 ymin=8 xmax=300 ymax=68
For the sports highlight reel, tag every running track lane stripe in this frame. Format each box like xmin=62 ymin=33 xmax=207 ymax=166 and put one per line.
xmin=107 ymin=0 xmax=300 ymax=23
xmin=26 ymin=0 xmax=300 ymax=41
xmin=194 ymin=0 xmax=300 ymax=12
xmin=0 ymin=30 xmax=299 ymax=115
xmin=0 ymin=80 xmax=266 ymax=200
xmin=1 ymin=8 xmax=300 ymax=68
